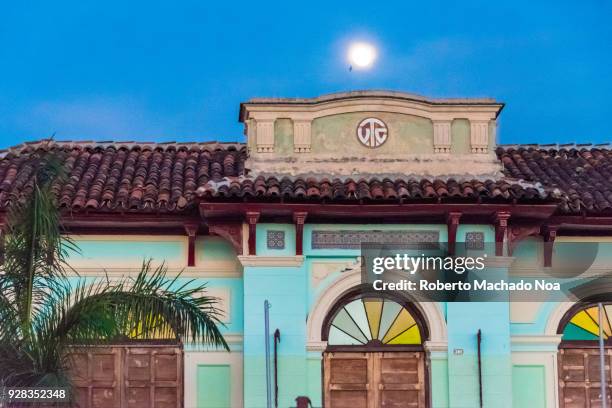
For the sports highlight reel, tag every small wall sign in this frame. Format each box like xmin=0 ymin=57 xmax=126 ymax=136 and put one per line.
xmin=356 ymin=117 xmax=388 ymax=148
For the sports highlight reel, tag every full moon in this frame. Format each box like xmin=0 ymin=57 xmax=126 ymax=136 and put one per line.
xmin=348 ymin=42 xmax=377 ymax=68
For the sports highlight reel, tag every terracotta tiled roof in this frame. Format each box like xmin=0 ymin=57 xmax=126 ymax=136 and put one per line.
xmin=0 ymin=140 xmax=245 ymax=212
xmin=497 ymin=145 xmax=612 ymax=213
xmin=197 ymin=176 xmax=551 ymax=204
xmin=2 ymin=140 xmax=611 ymax=214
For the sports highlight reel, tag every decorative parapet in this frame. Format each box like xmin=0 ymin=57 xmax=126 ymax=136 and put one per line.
xmin=433 ymin=121 xmax=452 ymax=153
xmin=241 ymin=91 xmax=504 ymax=178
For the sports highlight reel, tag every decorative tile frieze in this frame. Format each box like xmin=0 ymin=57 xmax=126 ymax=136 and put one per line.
xmin=267 ymin=230 xmax=285 ymax=250
xmin=465 ymin=231 xmax=485 ymax=250
xmin=311 ymin=230 xmax=439 ymax=249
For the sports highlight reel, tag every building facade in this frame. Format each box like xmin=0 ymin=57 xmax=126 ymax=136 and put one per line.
xmin=1 ymin=91 xmax=612 ymax=408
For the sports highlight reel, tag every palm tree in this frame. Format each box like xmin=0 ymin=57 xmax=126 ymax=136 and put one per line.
xmin=0 ymin=150 xmax=228 ymax=401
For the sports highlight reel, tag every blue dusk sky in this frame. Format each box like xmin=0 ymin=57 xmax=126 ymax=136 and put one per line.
xmin=1 ymin=1 xmax=611 ymax=149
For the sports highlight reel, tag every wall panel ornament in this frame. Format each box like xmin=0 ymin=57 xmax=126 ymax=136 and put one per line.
xmin=266 ymin=230 xmax=285 ymax=250
xmin=465 ymin=231 xmax=485 ymax=250
xmin=356 ymin=117 xmax=388 ymax=148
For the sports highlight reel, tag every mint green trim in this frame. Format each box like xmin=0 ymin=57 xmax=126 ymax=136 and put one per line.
xmin=197 ymin=364 xmax=231 ymax=408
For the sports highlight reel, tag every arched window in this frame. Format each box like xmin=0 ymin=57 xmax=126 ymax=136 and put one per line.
xmin=557 ymin=302 xmax=612 ymax=407
xmin=560 ymin=303 xmax=612 ymax=342
xmin=322 ymin=290 xmax=427 ymax=349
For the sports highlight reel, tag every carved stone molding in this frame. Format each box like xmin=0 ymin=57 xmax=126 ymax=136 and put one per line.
xmin=470 ymin=120 xmax=489 ymax=153
xmin=311 ymin=260 xmax=356 ymax=288
xmin=433 ymin=121 xmax=451 ymax=153
xmin=238 ymin=255 xmax=304 ymax=267
xmin=293 ymin=120 xmax=312 ymax=153
xmin=255 ymin=119 xmax=275 ymax=153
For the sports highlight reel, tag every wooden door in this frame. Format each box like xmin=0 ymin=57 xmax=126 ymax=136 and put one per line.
xmin=70 ymin=347 xmax=122 ymax=408
xmin=70 ymin=344 xmax=183 ymax=408
xmin=376 ymin=352 xmax=425 ymax=408
xmin=324 ymin=351 xmax=426 ymax=408
xmin=324 ymin=352 xmax=372 ymax=408
xmin=123 ymin=346 xmax=183 ymax=408
xmin=558 ymin=348 xmax=612 ymax=407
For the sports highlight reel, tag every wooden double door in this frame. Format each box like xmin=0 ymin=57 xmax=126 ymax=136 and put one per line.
xmin=323 ymin=351 xmax=427 ymax=408
xmin=69 ymin=344 xmax=183 ymax=408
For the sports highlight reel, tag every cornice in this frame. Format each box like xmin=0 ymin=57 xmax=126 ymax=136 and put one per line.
xmin=237 ymin=255 xmax=304 ymax=267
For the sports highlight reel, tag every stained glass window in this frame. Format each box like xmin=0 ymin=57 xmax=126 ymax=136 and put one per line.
xmin=327 ymin=297 xmax=422 ymax=345
xmin=562 ymin=304 xmax=612 ymax=341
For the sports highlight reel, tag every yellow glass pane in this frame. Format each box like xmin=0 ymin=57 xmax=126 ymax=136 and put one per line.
xmin=364 ymin=299 xmax=383 ymax=340
xmin=570 ymin=310 xmax=601 ymax=337
xmin=382 ymin=308 xmax=416 ymax=344
xmin=129 ymin=315 xmax=175 ymax=339
xmin=387 ymin=324 xmax=421 ymax=345
xmin=586 ymin=306 xmax=611 ymax=338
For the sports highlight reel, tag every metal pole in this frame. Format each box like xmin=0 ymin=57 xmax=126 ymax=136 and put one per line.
xmin=477 ymin=329 xmax=483 ymax=408
xmin=600 ymin=302 xmax=608 ymax=408
xmin=274 ymin=329 xmax=281 ymax=408
xmin=264 ymin=300 xmax=272 ymax=408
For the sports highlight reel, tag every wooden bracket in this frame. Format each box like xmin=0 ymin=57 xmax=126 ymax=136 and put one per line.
xmin=246 ymin=212 xmax=260 ymax=255
xmin=493 ymin=211 xmax=511 ymax=256
xmin=446 ymin=212 xmax=462 ymax=256
xmin=507 ymin=224 xmax=541 ymax=256
xmin=208 ymin=221 xmax=243 ymax=255
xmin=542 ymin=225 xmax=558 ymax=267
xmin=293 ymin=211 xmax=308 ymax=256
xmin=184 ymin=222 xmax=199 ymax=267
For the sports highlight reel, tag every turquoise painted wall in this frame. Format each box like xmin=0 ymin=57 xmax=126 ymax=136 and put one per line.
xmin=447 ymin=301 xmax=512 ymax=408
xmin=69 ymin=237 xmax=184 ymax=266
xmin=243 ymin=264 xmax=308 ymax=408
xmin=430 ymin=354 xmax=450 ymax=408
xmin=64 ymin=224 xmax=609 ymax=407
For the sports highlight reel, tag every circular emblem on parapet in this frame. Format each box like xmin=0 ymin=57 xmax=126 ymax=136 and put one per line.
xmin=356 ymin=117 xmax=388 ymax=148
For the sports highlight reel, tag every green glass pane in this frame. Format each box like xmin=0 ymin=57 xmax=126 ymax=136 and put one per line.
xmin=344 ymin=299 xmax=371 ymax=340
xmin=331 ymin=307 xmax=368 ymax=343
xmin=563 ymin=322 xmax=599 ymax=341
xmin=329 ymin=325 xmax=365 ymax=345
